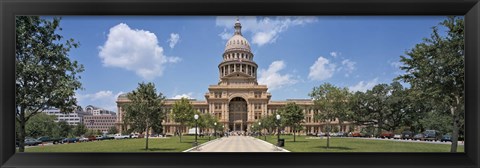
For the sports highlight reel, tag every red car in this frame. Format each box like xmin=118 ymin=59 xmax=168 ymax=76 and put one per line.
xmin=87 ymin=136 xmax=97 ymax=141
xmin=350 ymin=132 xmax=365 ymax=137
xmin=379 ymin=132 xmax=394 ymax=139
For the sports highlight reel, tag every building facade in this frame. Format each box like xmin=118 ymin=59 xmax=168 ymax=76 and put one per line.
xmin=116 ymin=19 xmax=354 ymax=135
xmin=83 ymin=114 xmax=117 ymax=133
xmin=42 ymin=108 xmax=84 ymax=126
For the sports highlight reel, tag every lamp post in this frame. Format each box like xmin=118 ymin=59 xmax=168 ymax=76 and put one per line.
xmin=252 ymin=125 xmax=255 ymax=137
xmin=214 ymin=122 xmax=217 ymax=139
xmin=259 ymin=122 xmax=266 ymax=140
xmin=276 ymin=114 xmax=281 ymax=146
xmin=194 ymin=114 xmax=199 ymax=146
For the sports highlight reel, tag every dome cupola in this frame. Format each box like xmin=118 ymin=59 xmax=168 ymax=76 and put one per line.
xmin=224 ymin=18 xmax=251 ymax=52
xmin=218 ymin=18 xmax=258 ymax=85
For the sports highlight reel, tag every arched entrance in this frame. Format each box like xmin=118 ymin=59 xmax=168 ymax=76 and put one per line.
xmin=228 ymin=97 xmax=248 ymax=132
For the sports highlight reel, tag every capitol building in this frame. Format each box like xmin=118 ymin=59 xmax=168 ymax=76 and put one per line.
xmin=116 ymin=19 xmax=354 ymax=135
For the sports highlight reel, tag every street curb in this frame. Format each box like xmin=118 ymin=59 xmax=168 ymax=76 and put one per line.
xmin=183 ymin=137 xmax=223 ymax=152
xmin=252 ymin=136 xmax=290 ymax=152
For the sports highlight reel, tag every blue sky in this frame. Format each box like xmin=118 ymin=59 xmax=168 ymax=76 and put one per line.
xmin=55 ymin=16 xmax=449 ymax=112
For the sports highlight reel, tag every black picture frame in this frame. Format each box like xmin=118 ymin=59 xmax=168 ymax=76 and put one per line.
xmin=1 ymin=0 xmax=479 ymax=168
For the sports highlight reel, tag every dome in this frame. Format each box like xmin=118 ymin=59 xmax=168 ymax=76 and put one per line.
xmin=225 ymin=34 xmax=251 ymax=52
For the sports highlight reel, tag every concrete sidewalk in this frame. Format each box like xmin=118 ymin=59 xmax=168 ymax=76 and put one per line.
xmin=187 ymin=136 xmax=289 ymax=152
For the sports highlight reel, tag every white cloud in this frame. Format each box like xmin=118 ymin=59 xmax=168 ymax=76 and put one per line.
xmin=219 ymin=28 xmax=233 ymax=40
xmin=98 ymin=23 xmax=181 ymax=80
xmin=341 ymin=59 xmax=356 ymax=77
xmin=167 ymin=33 xmax=180 ymax=48
xmin=349 ymin=78 xmax=379 ymax=92
xmin=216 ymin=16 xmax=317 ymax=46
xmin=330 ymin=52 xmax=340 ymax=58
xmin=258 ymin=60 xmax=298 ymax=90
xmin=308 ymin=56 xmax=336 ymax=81
xmin=76 ymin=90 xmax=124 ymax=112
xmin=171 ymin=93 xmax=194 ymax=99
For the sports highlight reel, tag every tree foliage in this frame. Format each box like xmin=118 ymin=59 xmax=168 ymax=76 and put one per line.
xmin=122 ymin=82 xmax=165 ymax=150
xmin=73 ymin=123 xmax=88 ymax=137
xmin=15 ymin=16 xmax=84 ymax=152
xmin=279 ymin=102 xmax=304 ymax=142
xmin=170 ymin=98 xmax=195 ymax=142
xmin=309 ymin=83 xmax=350 ymax=148
xmin=23 ymin=112 xmax=57 ymax=138
xmin=56 ymin=121 xmax=73 ymax=138
xmin=396 ymin=16 xmax=464 ymax=152
xmin=258 ymin=115 xmax=277 ymax=134
xmin=107 ymin=126 xmax=118 ymax=135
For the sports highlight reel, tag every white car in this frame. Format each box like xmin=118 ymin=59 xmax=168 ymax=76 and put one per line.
xmin=79 ymin=137 xmax=89 ymax=142
xmin=114 ymin=134 xmax=130 ymax=139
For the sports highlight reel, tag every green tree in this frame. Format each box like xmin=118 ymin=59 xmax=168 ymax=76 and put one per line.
xmin=170 ymin=98 xmax=195 ymax=142
xmin=382 ymin=82 xmax=419 ymax=132
xmin=199 ymin=112 xmax=219 ymax=139
xmin=309 ymin=83 xmax=350 ymax=148
xmin=349 ymin=84 xmax=390 ymax=137
xmin=84 ymin=129 xmax=96 ymax=137
xmin=107 ymin=126 xmax=118 ymax=135
xmin=24 ymin=112 xmax=57 ymax=138
xmin=15 ymin=16 xmax=84 ymax=152
xmin=73 ymin=123 xmax=88 ymax=137
xmin=258 ymin=114 xmax=276 ymax=134
xmin=279 ymin=102 xmax=304 ymax=142
xmin=96 ymin=130 xmax=102 ymax=136
xmin=397 ymin=17 xmax=464 ymax=152
xmin=122 ymin=82 xmax=165 ymax=150
xmin=56 ymin=121 xmax=72 ymax=138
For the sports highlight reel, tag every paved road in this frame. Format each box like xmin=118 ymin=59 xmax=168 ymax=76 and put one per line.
xmin=189 ymin=136 xmax=287 ymax=152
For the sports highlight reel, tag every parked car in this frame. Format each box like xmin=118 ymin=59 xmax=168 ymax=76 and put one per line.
xmin=62 ymin=137 xmax=79 ymax=143
xmin=401 ymin=131 xmax=414 ymax=140
xmin=106 ymin=135 xmax=115 ymax=139
xmin=24 ymin=138 xmax=42 ymax=146
xmin=350 ymin=132 xmax=365 ymax=137
xmin=114 ymin=134 xmax=130 ymax=139
xmin=79 ymin=137 xmax=89 ymax=142
xmin=440 ymin=134 xmax=452 ymax=142
xmin=37 ymin=136 xmax=63 ymax=144
xmin=317 ymin=132 xmax=326 ymax=137
xmin=379 ymin=132 xmax=394 ymax=139
xmin=423 ymin=130 xmax=442 ymax=141
xmin=412 ymin=133 xmax=425 ymax=141
xmin=333 ymin=132 xmax=346 ymax=137
xmin=95 ymin=135 xmax=105 ymax=141
xmin=393 ymin=134 xmax=402 ymax=139
xmin=87 ymin=136 xmax=97 ymax=141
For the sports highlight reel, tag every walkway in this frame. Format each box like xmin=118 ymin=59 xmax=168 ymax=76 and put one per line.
xmin=188 ymin=136 xmax=288 ymax=152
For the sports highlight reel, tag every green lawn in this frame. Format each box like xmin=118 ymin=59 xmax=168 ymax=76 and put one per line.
xmin=25 ymin=136 xmax=214 ymax=152
xmin=256 ymin=135 xmax=465 ymax=152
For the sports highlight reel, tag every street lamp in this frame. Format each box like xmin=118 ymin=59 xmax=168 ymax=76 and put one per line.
xmin=276 ymin=114 xmax=281 ymax=146
xmin=222 ymin=125 xmax=225 ymax=137
xmin=259 ymin=122 xmax=266 ymax=140
xmin=194 ymin=114 xmax=199 ymax=146
xmin=214 ymin=122 xmax=217 ymax=139
xmin=252 ymin=125 xmax=255 ymax=137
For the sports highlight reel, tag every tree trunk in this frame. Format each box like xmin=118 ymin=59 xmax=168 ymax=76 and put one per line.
xmin=293 ymin=128 xmax=296 ymax=142
xmin=179 ymin=125 xmax=183 ymax=143
xmin=377 ymin=121 xmax=383 ymax=138
xmin=145 ymin=125 xmax=149 ymax=150
xmin=18 ymin=117 xmax=26 ymax=152
xmin=326 ymin=122 xmax=330 ymax=149
xmin=450 ymin=106 xmax=460 ymax=152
